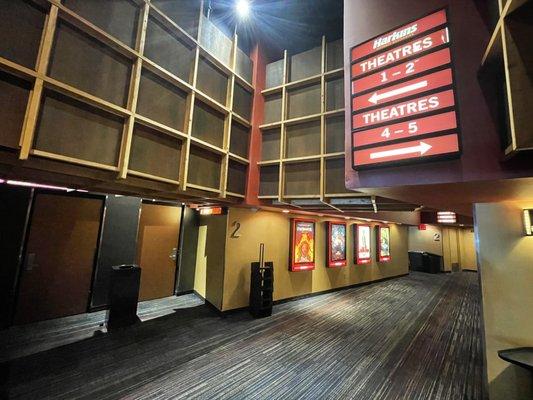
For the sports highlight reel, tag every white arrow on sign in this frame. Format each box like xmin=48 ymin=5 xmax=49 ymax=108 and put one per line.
xmin=368 ymin=80 xmax=428 ymax=105
xmin=370 ymin=141 xmax=432 ymax=160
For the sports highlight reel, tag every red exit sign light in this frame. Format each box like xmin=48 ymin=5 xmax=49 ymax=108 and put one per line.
xmin=350 ymin=8 xmax=461 ymax=170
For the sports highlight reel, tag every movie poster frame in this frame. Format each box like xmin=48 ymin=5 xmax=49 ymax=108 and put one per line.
xmin=354 ymin=224 xmax=372 ymax=265
xmin=377 ymin=225 xmax=392 ymax=262
xmin=289 ymin=218 xmax=316 ymax=271
xmin=327 ymin=221 xmax=348 ymax=268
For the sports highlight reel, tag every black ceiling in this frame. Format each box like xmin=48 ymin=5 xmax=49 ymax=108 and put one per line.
xmin=207 ymin=0 xmax=343 ymax=60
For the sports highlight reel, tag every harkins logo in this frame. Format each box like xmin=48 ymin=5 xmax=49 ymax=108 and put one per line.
xmin=373 ymin=24 xmax=418 ymax=50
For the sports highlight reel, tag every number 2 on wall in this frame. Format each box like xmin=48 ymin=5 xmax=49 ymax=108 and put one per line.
xmin=231 ymin=221 xmax=241 ymax=238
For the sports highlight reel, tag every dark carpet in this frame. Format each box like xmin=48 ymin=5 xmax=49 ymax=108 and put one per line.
xmin=1 ymin=272 xmax=483 ymax=400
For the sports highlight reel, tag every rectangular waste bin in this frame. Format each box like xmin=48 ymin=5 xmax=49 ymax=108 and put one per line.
xmin=106 ymin=264 xmax=141 ymax=330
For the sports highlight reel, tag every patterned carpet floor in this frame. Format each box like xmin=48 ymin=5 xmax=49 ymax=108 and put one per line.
xmin=0 ymin=272 xmax=483 ymax=400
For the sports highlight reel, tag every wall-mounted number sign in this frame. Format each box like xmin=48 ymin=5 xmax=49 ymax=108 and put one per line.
xmin=350 ymin=8 xmax=461 ymax=169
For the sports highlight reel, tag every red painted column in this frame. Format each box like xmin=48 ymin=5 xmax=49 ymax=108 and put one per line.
xmin=245 ymin=43 xmax=266 ymax=206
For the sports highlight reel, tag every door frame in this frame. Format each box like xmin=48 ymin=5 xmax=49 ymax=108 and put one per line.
xmin=11 ymin=189 xmax=106 ymax=326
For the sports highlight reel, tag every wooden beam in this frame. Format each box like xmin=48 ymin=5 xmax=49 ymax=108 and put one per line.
xmin=19 ymin=4 xmax=59 ymax=160
xmin=118 ymin=2 xmax=149 ymax=179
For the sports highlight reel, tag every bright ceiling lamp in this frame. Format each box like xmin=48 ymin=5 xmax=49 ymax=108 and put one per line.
xmin=235 ymin=0 xmax=250 ymax=19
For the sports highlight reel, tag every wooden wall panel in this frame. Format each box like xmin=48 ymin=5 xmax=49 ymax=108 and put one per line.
xmin=326 ymin=158 xmax=350 ymax=194
xmin=137 ymin=69 xmax=187 ymax=130
xmin=144 ymin=15 xmax=194 ymax=82
xmin=137 ymin=202 xmax=181 ymax=301
xmin=287 ymin=83 xmax=321 ymax=119
xmin=191 ymin=102 xmax=225 ymax=148
xmin=197 ymin=57 xmax=228 ymax=105
xmin=326 ymin=39 xmax=343 ymax=71
xmin=233 ymin=83 xmax=252 ymax=120
xmin=326 ymin=77 xmax=344 ymax=111
xmin=229 ymin=122 xmax=250 ymax=158
xmin=235 ymin=47 xmax=253 ymax=83
xmin=129 ymin=124 xmax=182 ymax=180
xmin=34 ymin=91 xmax=122 ymax=166
xmin=62 ymin=0 xmax=139 ymax=48
xmin=0 ymin=0 xmax=46 ymax=69
xmin=227 ymin=160 xmax=247 ymax=194
xmin=265 ymin=59 xmax=284 ymax=88
xmin=0 ymin=71 xmax=31 ymax=149
xmin=325 ymin=115 xmax=345 ymax=153
xmin=285 ymin=120 xmax=321 ymax=158
xmin=289 ymin=46 xmax=321 ymax=82
xmin=49 ymin=21 xmax=132 ymax=106
xmin=261 ymin=128 xmax=280 ymax=161
xmin=284 ymin=161 xmax=320 ymax=196
xmin=15 ymin=194 xmax=103 ymax=324
xmin=187 ymin=146 xmax=221 ymax=189
xmin=263 ymin=93 xmax=282 ymax=124
xmin=259 ymin=165 xmax=279 ymax=196
xmin=151 ymin=0 xmax=200 ymax=38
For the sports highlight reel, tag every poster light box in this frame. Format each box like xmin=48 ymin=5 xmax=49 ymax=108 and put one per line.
xmin=355 ymin=224 xmax=372 ymax=265
xmin=327 ymin=222 xmax=347 ymax=267
xmin=377 ymin=225 xmax=392 ymax=262
xmin=289 ymin=219 xmax=316 ymax=271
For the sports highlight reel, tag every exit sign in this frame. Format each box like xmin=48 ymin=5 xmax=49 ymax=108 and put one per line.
xmin=350 ymin=8 xmax=461 ymax=169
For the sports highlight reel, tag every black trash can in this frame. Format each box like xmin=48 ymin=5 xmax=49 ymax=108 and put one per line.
xmin=106 ymin=264 xmax=141 ymax=330
xmin=408 ymin=251 xmax=425 ymax=271
xmin=424 ymin=253 xmax=443 ymax=273
xmin=250 ymin=261 xmax=273 ymax=318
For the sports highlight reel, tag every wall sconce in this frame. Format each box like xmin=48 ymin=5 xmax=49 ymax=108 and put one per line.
xmin=523 ymin=209 xmax=532 ymax=236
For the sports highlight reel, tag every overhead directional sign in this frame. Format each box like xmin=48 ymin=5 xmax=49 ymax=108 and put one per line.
xmin=353 ymin=134 xmax=459 ymax=166
xmin=352 ymin=68 xmax=453 ymax=110
xmin=352 ymin=48 xmax=452 ymax=94
xmin=350 ymin=8 xmax=461 ymax=169
xmin=351 ymin=28 xmax=450 ymax=78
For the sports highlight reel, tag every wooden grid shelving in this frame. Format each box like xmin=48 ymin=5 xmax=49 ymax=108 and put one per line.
xmin=0 ymin=0 xmax=254 ymax=200
xmin=480 ymin=0 xmax=533 ymax=156
xmin=258 ymin=37 xmax=349 ymax=207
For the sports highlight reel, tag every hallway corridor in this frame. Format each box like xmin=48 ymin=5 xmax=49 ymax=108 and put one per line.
xmin=2 ymin=272 xmax=482 ymax=400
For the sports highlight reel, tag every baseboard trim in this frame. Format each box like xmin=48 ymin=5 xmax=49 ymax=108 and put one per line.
xmin=462 ymin=269 xmax=478 ymax=273
xmin=219 ymin=272 xmax=410 ymax=316
xmin=273 ymin=273 xmax=409 ymax=306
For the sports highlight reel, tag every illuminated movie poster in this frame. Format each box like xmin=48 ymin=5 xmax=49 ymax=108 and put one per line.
xmin=377 ymin=226 xmax=391 ymax=262
xmin=290 ymin=219 xmax=315 ymax=271
xmin=327 ymin=222 xmax=347 ymax=267
xmin=355 ymin=224 xmax=372 ymax=264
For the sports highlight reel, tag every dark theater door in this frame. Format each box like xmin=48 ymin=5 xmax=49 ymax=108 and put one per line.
xmin=136 ymin=203 xmax=181 ymax=301
xmin=14 ymin=193 xmax=103 ymax=325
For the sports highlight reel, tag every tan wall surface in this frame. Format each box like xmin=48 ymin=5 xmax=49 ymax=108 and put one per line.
xmin=198 ymin=214 xmax=227 ymax=309
xmin=459 ymin=228 xmax=477 ymax=271
xmin=194 ymin=225 xmax=207 ymax=298
xmin=408 ymin=225 xmax=476 ymax=272
xmin=408 ymin=225 xmax=443 ymax=256
xmin=222 ymin=208 xmax=409 ymax=311
xmin=475 ymin=202 xmax=533 ymax=400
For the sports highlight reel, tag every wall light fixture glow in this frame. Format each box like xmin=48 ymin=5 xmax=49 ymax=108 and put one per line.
xmin=6 ymin=180 xmax=70 ymax=191
xmin=282 ymin=209 xmax=290 ymax=214
xmin=235 ymin=0 xmax=250 ymax=19
xmin=523 ymin=209 xmax=532 ymax=236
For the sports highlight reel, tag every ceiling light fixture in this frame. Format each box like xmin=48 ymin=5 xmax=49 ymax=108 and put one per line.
xmin=235 ymin=0 xmax=250 ymax=19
